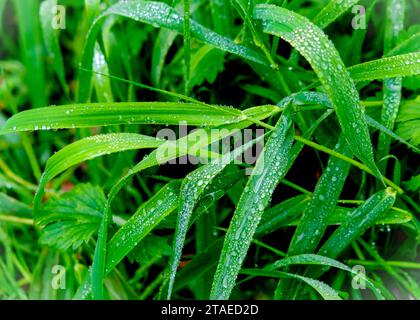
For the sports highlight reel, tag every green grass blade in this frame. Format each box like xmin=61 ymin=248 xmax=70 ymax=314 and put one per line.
xmin=33 ymin=133 xmax=163 ymax=208
xmin=229 ymin=0 xmax=277 ymax=68
xmin=254 ymin=4 xmax=381 ymax=180
xmin=313 ymin=0 xmax=360 ymax=29
xmin=240 ymin=268 xmax=341 ymax=300
xmin=74 ymin=181 xmax=181 ymax=299
xmin=387 ymin=31 xmax=420 ymax=56
xmin=270 ymin=253 xmax=384 ymax=298
xmin=39 ymin=0 xmax=68 ymax=95
xmin=151 ymin=29 xmax=178 ymax=86
xmin=166 ymin=135 xmax=265 ymax=298
xmin=182 ymin=0 xmax=191 ymax=94
xmin=89 ymin=105 xmax=277 ymax=299
xmin=0 ymin=102 xmax=244 ymax=134
xmin=349 ymin=52 xmax=420 ymax=81
xmin=106 ymin=181 xmax=181 ymax=274
xmin=256 ymin=195 xmax=310 ymax=237
xmin=288 ymin=135 xmax=352 ymax=256
xmin=317 ymin=188 xmax=397 ymax=261
xmin=38 ymin=133 xmax=163 ymax=185
xmin=210 ymin=110 xmax=295 ymax=300
xmin=12 ymin=0 xmax=46 ymax=108
xmin=92 ymin=44 xmax=113 ymax=102
xmin=377 ymin=0 xmax=405 ymax=176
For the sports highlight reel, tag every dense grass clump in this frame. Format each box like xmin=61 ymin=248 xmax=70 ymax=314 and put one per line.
xmin=0 ymin=0 xmax=419 ymax=300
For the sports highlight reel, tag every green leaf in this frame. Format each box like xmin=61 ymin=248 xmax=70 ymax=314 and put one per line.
xmin=39 ymin=0 xmax=68 ymax=94
xmin=166 ymin=134 xmax=265 ymax=298
xmin=182 ymin=0 xmax=191 ymax=94
xmin=403 ymin=175 xmax=420 ymax=193
xmin=349 ymin=52 xmax=420 ymax=81
xmin=256 ymin=195 xmax=310 ymax=237
xmin=127 ymin=235 xmax=171 ymax=265
xmin=42 ymin=133 xmax=163 ymax=183
xmin=151 ymin=29 xmax=178 ymax=86
xmin=0 ymin=102 xmax=245 ymax=134
xmin=106 ymin=181 xmax=181 ymax=273
xmin=37 ymin=184 xmax=105 ymax=250
xmin=270 ymin=253 xmax=384 ymax=299
xmin=288 ymin=135 xmax=352 ymax=256
xmin=89 ymin=105 xmax=277 ymax=298
xmin=396 ymin=97 xmax=420 ymax=146
xmin=210 ymin=110 xmax=295 ymax=300
xmin=12 ymin=0 xmax=46 ymax=108
xmin=240 ymin=268 xmax=342 ymax=300
xmin=254 ymin=4 xmax=381 ymax=180
xmin=317 ymin=188 xmax=397 ymax=261
xmin=189 ymin=45 xmax=225 ymax=88
xmin=73 ymin=181 xmax=181 ymax=299
xmin=33 ymin=133 xmax=164 ymax=210
xmin=313 ymin=0 xmax=360 ymax=29
xmin=377 ymin=0 xmax=405 ymax=175
xmin=0 ymin=193 xmax=32 ymax=216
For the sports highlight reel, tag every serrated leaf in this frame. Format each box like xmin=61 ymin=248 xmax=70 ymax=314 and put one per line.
xmin=37 ymin=184 xmax=105 ymax=250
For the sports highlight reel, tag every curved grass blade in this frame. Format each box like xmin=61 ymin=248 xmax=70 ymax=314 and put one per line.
xmin=78 ymin=0 xmax=267 ymax=102
xmin=349 ymin=52 xmax=420 ymax=81
xmin=74 ymin=181 xmax=181 ymax=299
xmin=229 ymin=0 xmax=277 ymax=68
xmin=106 ymin=181 xmax=181 ymax=274
xmin=309 ymin=188 xmax=397 ymax=278
xmin=210 ymin=110 xmax=295 ymax=300
xmin=93 ymin=44 xmax=113 ymax=103
xmin=256 ymin=195 xmax=310 ymax=237
xmin=0 ymin=102 xmax=246 ymax=135
xmin=288 ymin=135 xmax=352 ymax=256
xmin=254 ymin=4 xmax=381 ymax=180
xmin=151 ymin=29 xmax=178 ymax=86
xmin=313 ymin=0 xmax=360 ymax=29
xmin=33 ymin=133 xmax=164 ymax=210
xmin=387 ymin=32 xmax=420 ymax=56
xmin=240 ymin=269 xmax=341 ymax=300
xmin=270 ymin=253 xmax=383 ymax=298
xmin=277 ymin=135 xmax=352 ymax=299
xmin=281 ymin=91 xmax=419 ymax=153
xmin=166 ymin=134 xmax=265 ymax=299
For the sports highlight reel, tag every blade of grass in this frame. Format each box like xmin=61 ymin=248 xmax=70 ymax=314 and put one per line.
xmin=313 ymin=0 xmax=360 ymax=29
xmin=210 ymin=108 xmax=295 ymax=299
xmin=349 ymin=52 xmax=420 ymax=81
xmin=254 ymin=4 xmax=382 ymax=181
xmin=377 ymin=0 xmax=405 ymax=177
xmin=166 ymin=134 xmax=265 ymax=298
xmin=0 ymin=102 xmax=246 ymax=134
xmin=240 ymin=268 xmax=342 ymax=300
